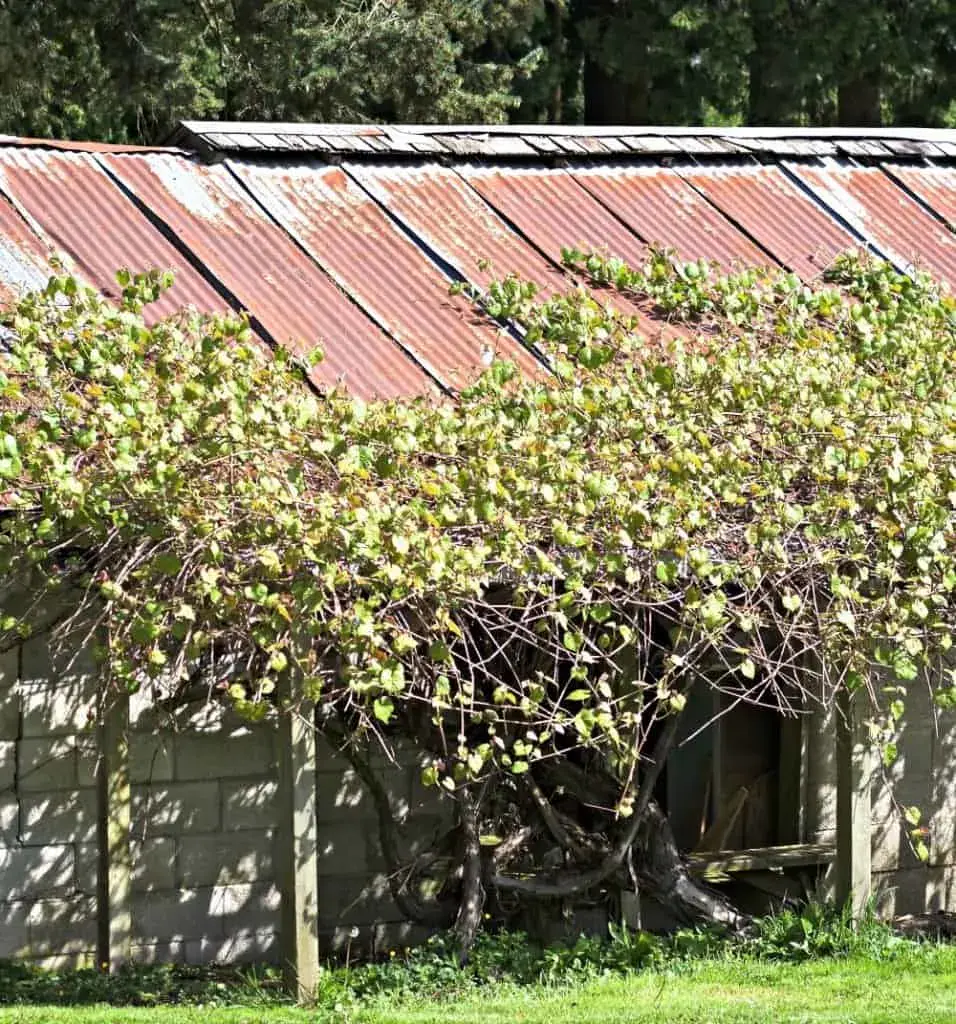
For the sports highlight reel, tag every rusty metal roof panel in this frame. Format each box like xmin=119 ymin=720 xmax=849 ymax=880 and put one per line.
xmin=0 ymin=147 xmax=229 ymax=321
xmin=678 ymin=164 xmax=860 ymax=279
xmin=230 ymin=159 xmax=538 ymax=387
xmin=460 ymin=165 xmax=647 ymax=267
xmin=0 ymin=194 xmax=55 ymax=308
xmin=885 ymin=164 xmax=956 ymax=227
xmin=572 ymin=165 xmax=776 ymax=269
xmin=787 ymin=162 xmax=956 ymax=285
xmin=347 ymin=162 xmax=568 ymax=295
xmin=101 ymin=153 xmax=431 ymax=399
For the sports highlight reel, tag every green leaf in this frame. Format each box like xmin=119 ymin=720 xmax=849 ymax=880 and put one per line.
xmin=373 ymin=698 xmax=394 ymax=724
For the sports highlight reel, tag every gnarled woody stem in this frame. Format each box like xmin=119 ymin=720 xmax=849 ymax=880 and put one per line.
xmin=491 ymin=701 xmax=684 ymax=899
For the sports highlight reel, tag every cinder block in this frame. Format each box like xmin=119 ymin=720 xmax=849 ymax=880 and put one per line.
xmin=22 ymin=952 xmax=97 ymax=971
xmin=130 ymin=735 xmax=174 ymax=784
xmin=878 ymin=866 xmax=935 ymax=916
xmin=213 ymin=882 xmax=281 ymax=932
xmin=222 ymin=780 xmax=279 ymax=831
xmin=0 ymin=645 xmax=17 ymax=689
xmin=0 ymin=795 xmax=19 ymax=844
xmin=0 ymin=740 xmax=15 ymax=789
xmin=184 ymin=928 xmax=278 ymax=965
xmin=75 ymin=735 xmax=98 ymax=789
xmin=131 ymin=837 xmax=177 ymax=892
xmin=19 ymin=682 xmax=95 ymax=738
xmin=19 ymin=790 xmax=97 ymax=845
xmin=130 ymin=940 xmax=187 ymax=964
xmin=17 ymin=737 xmax=78 ymax=791
xmin=0 ymin=844 xmax=74 ymax=900
xmin=0 ymin=901 xmax=31 ymax=958
xmin=177 ymin=831 xmax=274 ymax=888
xmin=133 ymin=887 xmax=224 ymax=944
xmin=27 ymin=896 xmax=97 ymax=955
xmin=174 ymin=729 xmax=274 ymax=781
xmin=317 ymin=872 xmax=395 ymax=930
xmin=74 ymin=842 xmax=98 ymax=896
xmin=131 ymin=781 xmax=220 ymax=836
xmin=0 ymin=665 xmax=20 ymax=740
xmin=317 ymin=767 xmax=374 ymax=823
xmin=19 ymin=636 xmax=97 ymax=737
xmin=316 ymin=822 xmax=369 ymax=877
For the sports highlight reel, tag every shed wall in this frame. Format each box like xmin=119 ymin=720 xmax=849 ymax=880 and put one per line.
xmin=0 ymin=635 xmax=438 ymax=967
xmin=2 ymin=629 xmax=955 ymax=966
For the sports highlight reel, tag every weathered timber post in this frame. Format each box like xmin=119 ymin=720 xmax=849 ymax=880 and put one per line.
xmin=835 ymin=687 xmax=875 ymax=918
xmin=96 ymin=691 xmax=132 ymax=970
xmin=276 ymin=678 xmax=320 ymax=1001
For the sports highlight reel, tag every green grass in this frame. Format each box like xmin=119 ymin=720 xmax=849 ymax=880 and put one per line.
xmin=2 ymin=949 xmax=955 ymax=1024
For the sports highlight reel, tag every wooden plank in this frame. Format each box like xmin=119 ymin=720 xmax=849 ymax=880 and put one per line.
xmin=836 ymin=688 xmax=874 ymax=917
xmin=687 ymin=841 xmax=836 ymax=880
xmin=276 ymin=688 xmax=320 ymax=1001
xmin=96 ymin=692 xmax=132 ymax=971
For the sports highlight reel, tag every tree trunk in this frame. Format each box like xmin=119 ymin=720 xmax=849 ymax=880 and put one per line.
xmin=583 ymin=56 xmax=649 ymax=125
xmin=838 ymin=75 xmax=881 ymax=126
xmin=747 ymin=0 xmax=797 ymax=125
xmin=635 ymin=801 xmax=745 ymax=930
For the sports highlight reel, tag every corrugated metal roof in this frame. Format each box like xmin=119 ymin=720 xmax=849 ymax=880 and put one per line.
xmin=0 ymin=147 xmax=228 ymax=320
xmin=3 ymin=122 xmax=956 ymax=400
xmin=460 ymin=165 xmax=647 ymax=267
xmin=787 ymin=162 xmax=956 ymax=286
xmin=883 ymin=165 xmax=956 ymax=228
xmin=677 ymin=164 xmax=862 ymax=279
xmin=230 ymin=161 xmax=540 ymax=388
xmin=100 ymin=153 xmax=432 ymax=399
xmin=573 ymin=166 xmax=776 ymax=269
xmin=347 ymin=163 xmax=568 ymax=294
xmin=0 ymin=193 xmax=53 ymax=307
xmin=454 ymin=165 xmax=657 ymax=321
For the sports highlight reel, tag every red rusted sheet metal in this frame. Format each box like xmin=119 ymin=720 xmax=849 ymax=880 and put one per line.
xmin=460 ymin=165 xmax=648 ymax=267
xmin=456 ymin=165 xmax=669 ymax=321
xmin=231 ymin=160 xmax=539 ymax=389
xmin=572 ymin=166 xmax=776 ymax=270
xmin=346 ymin=163 xmax=568 ymax=295
xmin=0 ymin=147 xmax=227 ymax=321
xmin=102 ymin=153 xmax=432 ymax=399
xmin=677 ymin=165 xmax=860 ymax=280
xmin=787 ymin=163 xmax=956 ymax=286
xmin=352 ymin=164 xmax=681 ymax=334
xmin=883 ymin=164 xmax=956 ymax=229
xmin=0 ymin=193 xmax=56 ymax=308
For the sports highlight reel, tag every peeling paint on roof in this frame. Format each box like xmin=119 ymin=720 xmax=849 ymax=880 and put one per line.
xmin=573 ymin=165 xmax=774 ymax=269
xmin=103 ymin=153 xmax=435 ymax=399
xmin=1 ymin=122 xmax=955 ymax=401
xmin=0 ymin=146 xmax=229 ymax=321
xmin=348 ymin=162 xmax=568 ymax=294
xmin=788 ymin=162 xmax=956 ymax=285
xmin=678 ymin=164 xmax=862 ymax=279
xmin=231 ymin=160 xmax=541 ymax=390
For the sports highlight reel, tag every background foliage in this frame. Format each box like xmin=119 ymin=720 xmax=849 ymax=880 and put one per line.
xmin=0 ymin=0 xmax=951 ymax=143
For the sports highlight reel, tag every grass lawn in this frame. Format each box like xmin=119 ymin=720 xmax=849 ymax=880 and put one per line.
xmin=1 ymin=949 xmax=955 ymax=1024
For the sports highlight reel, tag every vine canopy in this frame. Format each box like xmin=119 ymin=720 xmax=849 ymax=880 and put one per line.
xmin=0 ymin=252 xmax=954 ymax=864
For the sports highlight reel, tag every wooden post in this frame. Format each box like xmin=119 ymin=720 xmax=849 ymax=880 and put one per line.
xmin=96 ymin=692 xmax=132 ymax=970
xmin=835 ymin=688 xmax=874 ymax=918
xmin=276 ymin=690 xmax=320 ymax=1001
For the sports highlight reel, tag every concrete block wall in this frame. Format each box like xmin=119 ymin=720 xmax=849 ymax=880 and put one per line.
xmin=807 ymin=682 xmax=956 ymax=917
xmin=0 ymin=632 xmax=445 ymax=966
